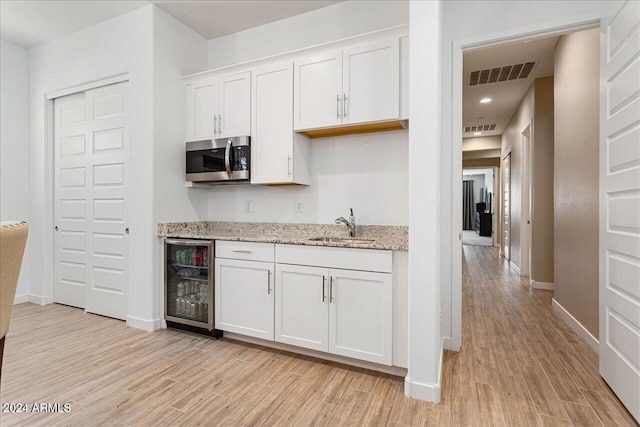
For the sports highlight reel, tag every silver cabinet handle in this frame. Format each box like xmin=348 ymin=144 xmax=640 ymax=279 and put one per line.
xmin=214 ymin=115 xmax=218 ymax=134
xmin=288 ymin=155 xmax=292 ymax=176
xmin=267 ymin=270 xmax=272 ymax=295
xmin=337 ymin=94 xmax=341 ymax=118
xmin=231 ymin=250 xmax=253 ymax=253
xmin=329 ymin=276 xmax=334 ymax=303
xmin=322 ymin=275 xmax=326 ymax=302
xmin=218 ymin=114 xmax=222 ymax=134
xmin=343 ymin=94 xmax=348 ymax=118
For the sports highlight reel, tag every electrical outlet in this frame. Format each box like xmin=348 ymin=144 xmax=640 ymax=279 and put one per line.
xmin=245 ymin=200 xmax=253 ymax=213
xmin=295 ymin=200 xmax=303 ymax=213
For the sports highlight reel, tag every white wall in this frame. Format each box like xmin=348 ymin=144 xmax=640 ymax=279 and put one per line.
xmin=207 ymin=1 xmax=409 ymax=69
xmin=0 ymin=39 xmax=30 ymax=298
xmin=28 ymin=7 xmax=156 ymax=325
xmin=152 ymin=7 xmax=210 ymax=323
xmin=207 ymin=130 xmax=409 ymax=225
xmin=406 ymin=0 xmax=442 ymax=401
xmin=439 ymin=0 xmax=612 ymax=349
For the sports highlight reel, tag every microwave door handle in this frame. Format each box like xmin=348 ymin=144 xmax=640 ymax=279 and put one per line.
xmin=224 ymin=139 xmax=232 ymax=178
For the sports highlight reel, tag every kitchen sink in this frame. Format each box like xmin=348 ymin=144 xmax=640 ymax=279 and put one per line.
xmin=308 ymin=237 xmax=374 ymax=244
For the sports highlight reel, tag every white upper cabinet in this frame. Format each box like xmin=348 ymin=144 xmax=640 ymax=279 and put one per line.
xmin=294 ymin=38 xmax=400 ymax=132
xmin=294 ymin=52 xmax=343 ymax=130
xmin=219 ymin=72 xmax=251 ymax=138
xmin=252 ymin=62 xmax=310 ymax=185
xmin=185 ymin=71 xmax=250 ymax=142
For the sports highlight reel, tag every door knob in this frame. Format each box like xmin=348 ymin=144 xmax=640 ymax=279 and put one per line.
xmin=54 ymin=226 xmax=59 ymax=231
xmin=125 ymin=228 xmax=129 ymax=234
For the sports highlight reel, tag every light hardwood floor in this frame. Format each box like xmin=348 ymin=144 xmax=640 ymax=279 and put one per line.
xmin=0 ymin=246 xmax=637 ymax=426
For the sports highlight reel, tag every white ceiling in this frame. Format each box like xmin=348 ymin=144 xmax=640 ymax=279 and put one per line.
xmin=0 ymin=0 xmax=341 ymax=48
xmin=463 ymin=36 xmax=558 ymax=139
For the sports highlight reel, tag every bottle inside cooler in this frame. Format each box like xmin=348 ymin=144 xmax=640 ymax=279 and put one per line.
xmin=166 ymin=242 xmax=210 ymax=324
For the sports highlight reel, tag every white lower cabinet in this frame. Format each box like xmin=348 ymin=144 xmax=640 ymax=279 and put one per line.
xmin=275 ymin=264 xmax=328 ymax=352
xmin=328 ymin=269 xmax=392 ymax=365
xmin=275 ymin=245 xmax=393 ymax=366
xmin=215 ymin=257 xmax=274 ymax=340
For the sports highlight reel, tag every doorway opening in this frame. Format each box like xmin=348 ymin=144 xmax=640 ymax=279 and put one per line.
xmin=462 ymin=167 xmax=495 ymax=247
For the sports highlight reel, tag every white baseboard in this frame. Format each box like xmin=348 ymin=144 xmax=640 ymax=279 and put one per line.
xmin=442 ymin=336 xmax=461 ymax=352
xmin=404 ymin=338 xmax=443 ymax=402
xmin=531 ymin=280 xmax=555 ymax=290
xmin=126 ymin=315 xmax=161 ymax=332
xmin=404 ymin=377 xmax=441 ymax=402
xmin=14 ymin=294 xmax=29 ymax=304
xmin=552 ymin=298 xmax=599 ymax=353
xmin=511 ymin=262 xmax=521 ymax=274
xmin=28 ymin=294 xmax=50 ymax=305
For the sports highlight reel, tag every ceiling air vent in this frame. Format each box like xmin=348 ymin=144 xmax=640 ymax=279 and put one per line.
xmin=469 ymin=61 xmax=537 ymax=86
xmin=464 ymin=124 xmax=497 ymax=133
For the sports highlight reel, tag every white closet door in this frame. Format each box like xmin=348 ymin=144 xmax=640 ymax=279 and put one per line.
xmin=54 ymin=82 xmax=129 ymax=320
xmin=54 ymin=93 xmax=89 ymax=309
xmin=599 ymin=0 xmax=640 ymax=422
xmin=84 ymin=82 xmax=129 ymax=320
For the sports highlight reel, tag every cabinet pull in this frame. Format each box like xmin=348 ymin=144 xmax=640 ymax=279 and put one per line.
xmin=329 ymin=276 xmax=334 ymax=303
xmin=343 ymin=94 xmax=348 ymax=118
xmin=336 ymin=94 xmax=341 ymax=118
xmin=218 ymin=114 xmax=222 ymax=134
xmin=288 ymin=155 xmax=292 ymax=176
xmin=322 ymin=275 xmax=326 ymax=302
xmin=231 ymin=250 xmax=253 ymax=253
xmin=267 ymin=270 xmax=272 ymax=294
xmin=213 ymin=115 xmax=218 ymax=134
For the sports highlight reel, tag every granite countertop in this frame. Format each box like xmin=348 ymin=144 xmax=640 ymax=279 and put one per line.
xmin=157 ymin=222 xmax=408 ymax=251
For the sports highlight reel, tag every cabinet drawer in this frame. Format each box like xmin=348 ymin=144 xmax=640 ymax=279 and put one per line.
xmin=216 ymin=240 xmax=275 ymax=262
xmin=276 ymin=244 xmax=392 ymax=273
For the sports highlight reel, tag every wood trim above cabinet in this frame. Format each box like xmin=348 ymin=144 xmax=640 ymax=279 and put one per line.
xmin=298 ymin=119 xmax=407 ymax=139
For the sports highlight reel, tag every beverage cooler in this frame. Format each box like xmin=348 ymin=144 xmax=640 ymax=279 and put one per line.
xmin=164 ymin=239 xmax=221 ymax=336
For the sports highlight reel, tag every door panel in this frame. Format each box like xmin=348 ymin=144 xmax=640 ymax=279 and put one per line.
xmin=54 ymin=82 xmax=129 ymax=320
xmin=251 ymin=62 xmax=294 ymax=184
xmin=275 ymin=264 xmax=328 ymax=352
xmin=294 ymin=52 xmax=342 ymax=130
xmin=343 ymin=39 xmax=400 ymax=125
xmin=55 ymin=93 xmax=88 ymax=308
xmin=85 ymin=82 xmax=129 ymax=320
xmin=191 ymin=78 xmax=218 ymax=140
xmin=600 ymin=1 xmax=640 ymax=422
xmin=215 ymin=258 xmax=274 ymax=340
xmin=328 ymin=269 xmax=392 ymax=365
xmin=503 ymin=153 xmax=511 ymax=260
xmin=219 ymin=72 xmax=251 ymax=138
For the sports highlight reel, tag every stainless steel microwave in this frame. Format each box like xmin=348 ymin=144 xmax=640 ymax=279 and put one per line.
xmin=186 ymin=136 xmax=250 ymax=185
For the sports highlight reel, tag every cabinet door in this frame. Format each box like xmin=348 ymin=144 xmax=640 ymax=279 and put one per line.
xmin=251 ymin=63 xmax=294 ymax=184
xmin=219 ymin=71 xmax=251 ymax=138
xmin=186 ymin=77 xmax=218 ymax=142
xmin=294 ymin=51 xmax=342 ymax=130
xmin=275 ymin=264 xmax=328 ymax=352
xmin=343 ymin=39 xmax=400 ymax=125
xmin=328 ymin=269 xmax=393 ymax=365
xmin=215 ymin=258 xmax=274 ymax=340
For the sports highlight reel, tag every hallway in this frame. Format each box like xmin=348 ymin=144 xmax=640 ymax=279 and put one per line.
xmin=442 ymin=245 xmax=637 ymax=425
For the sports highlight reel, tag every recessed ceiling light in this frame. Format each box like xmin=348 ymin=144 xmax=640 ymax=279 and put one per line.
xmin=480 ymin=98 xmax=492 ymax=104
xmin=474 ymin=132 xmax=482 ymax=136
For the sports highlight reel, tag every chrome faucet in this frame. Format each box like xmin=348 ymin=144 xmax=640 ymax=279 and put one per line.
xmin=335 ymin=208 xmax=356 ymax=237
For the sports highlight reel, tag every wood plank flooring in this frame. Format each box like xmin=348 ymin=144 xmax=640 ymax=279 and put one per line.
xmin=0 ymin=245 xmax=637 ymax=426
